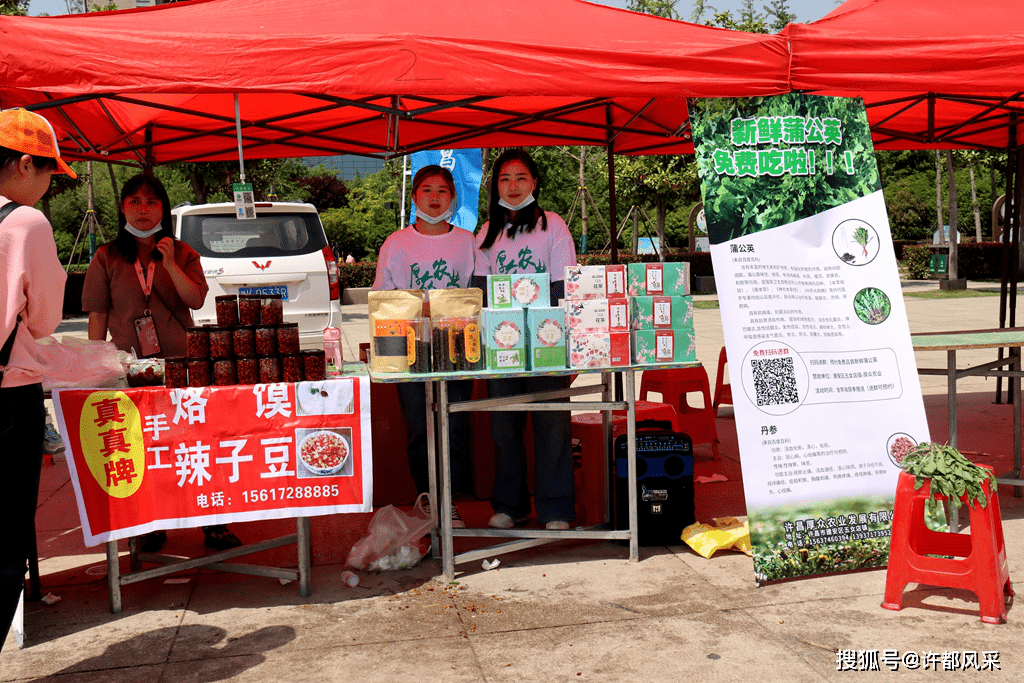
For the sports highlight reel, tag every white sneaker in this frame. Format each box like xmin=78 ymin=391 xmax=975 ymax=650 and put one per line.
xmin=43 ymin=423 xmax=65 ymax=454
xmin=545 ymin=521 xmax=570 ymax=531
xmin=488 ymin=512 xmax=529 ymax=529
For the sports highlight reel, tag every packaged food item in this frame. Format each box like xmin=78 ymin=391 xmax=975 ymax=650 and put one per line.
xmin=367 ymin=290 xmax=425 ymax=373
xmin=236 ymin=356 xmax=259 ymax=385
xmin=486 ymin=273 xmax=551 ymax=308
xmin=213 ymin=358 xmax=237 ymax=386
xmin=303 ymin=349 xmax=326 ymax=381
xmin=255 ymin=324 xmax=278 ymax=356
xmin=526 ymin=307 xmax=566 ymax=370
xmin=124 ymin=358 xmax=165 ymax=387
xmin=481 ymin=308 xmax=526 ymax=371
xmin=277 ymin=322 xmax=300 ymax=355
xmin=564 ymin=264 xmax=626 ymax=300
xmin=208 ymin=326 xmax=233 ymax=359
xmin=627 ymin=261 xmax=691 ymax=296
xmin=215 ymin=294 xmax=239 ymax=327
xmin=407 ymin=317 xmax=431 ymax=373
xmin=186 ymin=326 xmax=210 ymax=359
xmin=187 ymin=359 xmax=211 ymax=387
xmin=233 ymin=326 xmax=256 ymax=357
xmin=238 ymin=294 xmax=262 ymax=326
xmin=632 ymin=329 xmax=696 ymax=364
xmin=282 ymin=353 xmax=304 ymax=383
xmin=165 ymin=357 xmax=188 ymax=388
xmin=261 ymin=293 xmax=284 ymax=324
xmin=629 ymin=296 xmax=694 ymax=330
xmin=431 ymin=317 xmax=483 ymax=372
xmin=259 ymin=355 xmax=282 ymax=383
xmin=567 ymin=331 xmax=629 ymax=369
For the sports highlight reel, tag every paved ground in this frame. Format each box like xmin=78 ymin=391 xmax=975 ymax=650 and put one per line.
xmin=4 ymin=280 xmax=1024 ymax=681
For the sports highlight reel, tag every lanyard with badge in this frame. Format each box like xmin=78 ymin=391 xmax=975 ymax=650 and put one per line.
xmin=134 ymin=259 xmax=162 ymax=357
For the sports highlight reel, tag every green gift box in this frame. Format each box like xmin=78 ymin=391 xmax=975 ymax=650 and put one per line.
xmin=527 ymin=306 xmax=566 ymax=370
xmin=629 ymin=295 xmax=693 ymax=330
xmin=631 ymin=329 xmax=696 ymax=364
xmin=487 ymin=273 xmax=551 ymax=309
xmin=627 ymin=262 xmax=690 ymax=296
xmin=482 ymin=307 xmax=526 ymax=371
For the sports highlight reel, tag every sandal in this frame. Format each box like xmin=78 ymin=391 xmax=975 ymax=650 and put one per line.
xmin=139 ymin=530 xmax=167 ymax=553
xmin=203 ymin=525 xmax=242 ymax=551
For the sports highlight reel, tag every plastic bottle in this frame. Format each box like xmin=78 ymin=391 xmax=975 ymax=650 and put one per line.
xmin=323 ymin=326 xmax=343 ymax=373
xmin=342 ymin=570 xmax=359 ymax=587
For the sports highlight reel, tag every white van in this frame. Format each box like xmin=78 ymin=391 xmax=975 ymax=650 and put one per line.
xmin=171 ymin=202 xmax=342 ymax=347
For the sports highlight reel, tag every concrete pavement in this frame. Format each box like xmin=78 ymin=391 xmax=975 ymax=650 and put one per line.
xmin=4 ymin=279 xmax=1024 ymax=681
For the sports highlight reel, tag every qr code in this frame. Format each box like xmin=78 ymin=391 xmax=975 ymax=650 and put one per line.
xmin=751 ymin=357 xmax=799 ymax=406
xmin=243 ymin=206 xmax=255 ymax=219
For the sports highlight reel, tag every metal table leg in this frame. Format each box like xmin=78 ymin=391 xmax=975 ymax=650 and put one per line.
xmin=439 ymin=380 xmax=455 ymax=580
xmin=424 ymin=380 xmax=440 ymax=557
xmin=948 ymin=349 xmax=960 ymax=531
xmin=625 ymin=369 xmax=638 ymax=562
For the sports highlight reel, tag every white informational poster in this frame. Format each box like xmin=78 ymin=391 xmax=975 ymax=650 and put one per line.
xmin=691 ymin=94 xmax=930 ymax=584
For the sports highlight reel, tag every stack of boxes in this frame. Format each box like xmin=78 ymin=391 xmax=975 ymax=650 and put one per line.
xmin=483 ymin=273 xmax=566 ymax=371
xmin=626 ymin=262 xmax=696 ymax=364
xmin=564 ymin=265 xmax=630 ymax=369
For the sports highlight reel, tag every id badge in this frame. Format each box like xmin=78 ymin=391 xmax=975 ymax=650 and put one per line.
xmin=134 ymin=315 xmax=161 ymax=357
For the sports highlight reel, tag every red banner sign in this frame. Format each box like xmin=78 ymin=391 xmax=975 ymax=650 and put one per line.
xmin=53 ymin=377 xmax=372 ymax=546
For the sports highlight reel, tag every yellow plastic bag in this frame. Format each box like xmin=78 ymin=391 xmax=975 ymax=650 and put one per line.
xmin=681 ymin=516 xmax=751 ymax=558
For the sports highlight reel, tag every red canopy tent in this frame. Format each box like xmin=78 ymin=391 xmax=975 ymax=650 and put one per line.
xmin=785 ymin=0 xmax=1024 ymax=151
xmin=0 ymin=0 xmax=790 ymax=164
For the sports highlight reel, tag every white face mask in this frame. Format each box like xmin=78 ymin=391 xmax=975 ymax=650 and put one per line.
xmin=498 ymin=194 xmax=535 ymax=212
xmin=415 ymin=206 xmax=453 ymax=225
xmin=124 ymin=222 xmax=162 ymax=239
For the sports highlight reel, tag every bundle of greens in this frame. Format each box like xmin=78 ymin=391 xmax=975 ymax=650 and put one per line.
xmin=900 ymin=442 xmax=997 ymax=510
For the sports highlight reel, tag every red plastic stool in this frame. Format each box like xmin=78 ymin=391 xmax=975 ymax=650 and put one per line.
xmin=882 ymin=467 xmax=1013 ymax=624
xmin=570 ymin=401 xmax=680 ymax=526
xmin=712 ymin=346 xmax=733 ymax=416
xmin=639 ymin=367 xmax=720 ymax=459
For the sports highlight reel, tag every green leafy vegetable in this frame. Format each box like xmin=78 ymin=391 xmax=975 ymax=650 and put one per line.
xmin=900 ymin=442 xmax=997 ymax=511
xmin=853 ymin=287 xmax=891 ymax=324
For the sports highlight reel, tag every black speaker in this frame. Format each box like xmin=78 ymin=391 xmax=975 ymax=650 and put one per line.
xmin=613 ymin=427 xmax=695 ymax=546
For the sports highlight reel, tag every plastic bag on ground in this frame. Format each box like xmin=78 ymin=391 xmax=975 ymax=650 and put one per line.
xmin=682 ymin=516 xmax=751 ymax=559
xmin=35 ymin=336 xmax=128 ymax=391
xmin=346 ymin=493 xmax=435 ymax=571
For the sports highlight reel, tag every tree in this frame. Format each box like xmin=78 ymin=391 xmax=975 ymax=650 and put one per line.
xmin=626 ymin=0 xmax=678 ymax=19
xmin=163 ymin=159 xmax=308 ymax=205
xmin=318 ymin=162 xmax=402 ymax=260
xmin=764 ymin=0 xmax=797 ymax=32
xmin=617 ymin=155 xmax=700 ymax=256
xmin=298 ymin=169 xmax=349 ymax=211
xmin=0 ymin=0 xmax=28 ymax=16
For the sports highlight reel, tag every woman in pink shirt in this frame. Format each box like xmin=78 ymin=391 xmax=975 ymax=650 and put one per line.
xmin=0 ymin=109 xmax=73 ymax=652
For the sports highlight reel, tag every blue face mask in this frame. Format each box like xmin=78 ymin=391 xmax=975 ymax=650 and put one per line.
xmin=124 ymin=222 xmax=161 ymax=239
xmin=498 ymin=194 xmax=535 ymax=212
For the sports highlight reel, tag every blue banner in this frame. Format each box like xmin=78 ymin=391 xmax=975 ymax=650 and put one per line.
xmin=410 ymin=149 xmax=482 ymax=232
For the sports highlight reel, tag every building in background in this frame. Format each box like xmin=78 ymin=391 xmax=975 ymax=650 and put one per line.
xmin=301 ymin=156 xmax=385 ymax=181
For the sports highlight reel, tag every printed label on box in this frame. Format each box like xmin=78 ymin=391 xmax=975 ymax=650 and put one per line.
xmin=655 ymin=329 xmax=674 ymax=361
xmin=489 ymin=275 xmax=513 ymax=308
xmin=565 ymin=265 xmax=608 ymax=300
xmin=512 ymin=276 xmax=542 ymax=306
xmin=606 ymin=265 xmax=626 ymax=297
xmin=496 ymin=349 xmax=523 ymax=368
xmin=535 ymin=318 xmax=564 ymax=347
xmin=653 ymin=297 xmax=673 ymax=328
xmin=493 ymin=320 xmax=522 ymax=349
xmin=646 ymin=264 xmax=664 ymax=294
xmin=609 ymin=299 xmax=629 ymax=331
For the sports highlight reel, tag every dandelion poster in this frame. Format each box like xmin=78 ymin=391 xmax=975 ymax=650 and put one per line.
xmin=690 ymin=95 xmax=930 ymax=584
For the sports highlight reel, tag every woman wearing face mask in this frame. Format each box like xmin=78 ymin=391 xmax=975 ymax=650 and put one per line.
xmin=373 ymin=165 xmax=476 ymax=525
xmin=82 ymin=174 xmax=241 ymax=552
xmin=473 ymin=149 xmax=576 ymax=531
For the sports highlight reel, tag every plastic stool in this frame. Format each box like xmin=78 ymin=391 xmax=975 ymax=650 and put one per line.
xmin=712 ymin=346 xmax=733 ymax=416
xmin=570 ymin=401 xmax=681 ymax=526
xmin=882 ymin=467 xmax=1013 ymax=624
xmin=639 ymin=367 xmax=720 ymax=459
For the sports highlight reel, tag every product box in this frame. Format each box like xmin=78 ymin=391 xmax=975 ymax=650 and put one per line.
xmin=564 ymin=264 xmax=628 ymax=300
xmin=630 ymin=295 xmax=693 ymax=330
xmin=526 ymin=307 xmax=566 ymax=370
xmin=567 ymin=330 xmax=630 ymax=369
xmin=627 ymin=262 xmax=691 ymax=296
xmin=481 ymin=307 xmax=526 ymax=371
xmin=632 ymin=329 xmax=697 ymax=364
xmin=566 ymin=298 xmax=609 ymax=332
xmin=486 ymin=273 xmax=551 ymax=309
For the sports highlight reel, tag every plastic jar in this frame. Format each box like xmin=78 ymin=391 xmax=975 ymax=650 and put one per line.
xmin=277 ymin=322 xmax=300 ymax=355
xmin=260 ymin=294 xmax=284 ymax=325
xmin=255 ymin=325 xmax=278 ymax=356
xmin=186 ymin=326 xmax=210 ymax=359
xmin=215 ymin=294 xmax=239 ymax=327
xmin=187 ymin=359 xmax=210 ymax=387
xmin=236 ymin=356 xmax=259 ymax=385
xmin=238 ymin=294 xmax=262 ymax=326
xmin=258 ymin=355 xmax=282 ymax=383
xmin=208 ymin=326 xmax=234 ymax=359
xmin=302 ymin=349 xmax=326 ymax=381
xmin=282 ymin=353 xmax=304 ymax=383
xmin=233 ymin=326 xmax=256 ymax=357
xmin=164 ymin=357 xmax=189 ymax=388
xmin=213 ymin=358 xmax=237 ymax=386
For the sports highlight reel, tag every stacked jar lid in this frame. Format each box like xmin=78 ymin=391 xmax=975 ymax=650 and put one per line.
xmin=165 ymin=293 xmax=326 ymax=388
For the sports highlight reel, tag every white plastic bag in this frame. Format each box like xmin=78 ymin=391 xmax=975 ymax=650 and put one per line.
xmin=35 ymin=336 xmax=128 ymax=391
xmin=346 ymin=493 xmax=435 ymax=571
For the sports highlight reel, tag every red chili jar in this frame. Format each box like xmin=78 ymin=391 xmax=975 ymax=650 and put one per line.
xmin=233 ymin=326 xmax=256 ymax=357
xmin=208 ymin=326 xmax=234 ymax=359
xmin=186 ymin=326 xmax=210 ymax=359
xmin=236 ymin=356 xmax=259 ymax=385
xmin=281 ymin=353 xmax=303 ymax=383
xmin=277 ymin=323 xmax=300 ymax=355
xmin=165 ymin=357 xmax=188 ymax=388
xmin=259 ymin=355 xmax=282 ymax=383
xmin=255 ymin=325 xmax=278 ymax=356
xmin=213 ymin=358 xmax=237 ymax=386
xmin=187 ymin=359 xmax=210 ymax=387
xmin=260 ymin=294 xmax=284 ymax=325
xmin=238 ymin=294 xmax=262 ymax=326
xmin=302 ymin=349 xmax=326 ymax=382
xmin=215 ymin=294 xmax=239 ymax=327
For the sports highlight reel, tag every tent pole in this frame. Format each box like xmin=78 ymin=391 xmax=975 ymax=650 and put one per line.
xmin=996 ymin=125 xmax=1016 ymax=403
xmin=234 ymin=94 xmax=246 ymax=183
xmin=143 ymin=125 xmax=154 ymax=177
xmin=606 ymin=106 xmax=618 ymax=266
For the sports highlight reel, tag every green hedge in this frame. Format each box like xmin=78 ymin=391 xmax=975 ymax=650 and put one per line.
xmin=902 ymin=242 xmax=1011 ymax=281
xmin=339 ymin=261 xmax=378 ymax=289
xmin=902 ymin=245 xmax=931 ymax=280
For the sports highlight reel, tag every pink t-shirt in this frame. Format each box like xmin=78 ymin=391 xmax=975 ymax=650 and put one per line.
xmin=0 ymin=198 xmax=67 ymax=388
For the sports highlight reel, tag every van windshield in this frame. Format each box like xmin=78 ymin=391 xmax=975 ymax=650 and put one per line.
xmin=179 ymin=213 xmax=327 ymax=258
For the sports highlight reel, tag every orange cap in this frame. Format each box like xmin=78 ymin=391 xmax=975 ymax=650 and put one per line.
xmin=0 ymin=108 xmax=78 ymax=179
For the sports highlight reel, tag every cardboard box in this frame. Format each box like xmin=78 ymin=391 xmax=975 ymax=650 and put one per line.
xmin=486 ymin=273 xmax=551 ymax=309
xmin=526 ymin=306 xmax=566 ymax=370
xmin=632 ymin=329 xmax=697 ymax=364
xmin=564 ymin=265 xmax=607 ymax=300
xmin=629 ymin=295 xmax=693 ymax=330
xmin=566 ymin=298 xmax=610 ymax=332
xmin=627 ymin=262 xmax=691 ymax=296
xmin=567 ymin=330 xmax=630 ymax=369
xmin=481 ymin=308 xmax=526 ymax=371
